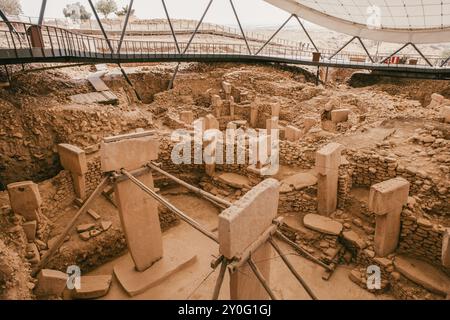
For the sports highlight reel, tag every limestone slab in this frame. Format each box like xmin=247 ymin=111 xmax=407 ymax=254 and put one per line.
xmin=114 ymin=172 xmax=162 ymax=271
xmin=285 ymin=125 xmax=302 ymax=142
xmin=35 ymin=269 xmax=68 ymax=297
xmin=315 ymin=142 xmax=343 ymax=175
xmin=57 ymin=144 xmax=87 ymax=175
xmin=114 ymin=239 xmax=197 ymax=297
xmin=7 ymin=181 xmax=42 ymax=221
xmin=71 ymin=275 xmax=112 ymax=300
xmin=368 ymin=177 xmax=410 ymax=216
xmin=219 ymin=179 xmax=279 ymax=259
xmin=303 ymin=214 xmax=343 ymax=236
xmin=88 ymin=74 xmax=109 ymax=92
xmin=281 ymin=172 xmax=317 ymax=191
xmin=70 ymin=91 xmax=118 ymax=105
xmin=101 ymin=135 xmax=158 ymax=172
xmin=394 ymin=255 xmax=450 ymax=296
xmin=217 ymin=172 xmax=251 ymax=189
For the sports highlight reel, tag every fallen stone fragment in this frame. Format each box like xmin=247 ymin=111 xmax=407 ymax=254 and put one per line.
xmin=79 ymin=231 xmax=91 ymax=241
xmin=87 ymin=209 xmax=101 ymax=221
xmin=101 ymin=221 xmax=112 ymax=231
xmin=77 ymin=223 xmax=96 ymax=233
xmin=89 ymin=229 xmax=102 ymax=237
xmin=342 ymin=230 xmax=367 ymax=249
xmin=34 ymin=269 xmax=68 ymax=297
xmin=303 ymin=214 xmax=343 ymax=236
xmin=71 ymin=275 xmax=112 ymax=300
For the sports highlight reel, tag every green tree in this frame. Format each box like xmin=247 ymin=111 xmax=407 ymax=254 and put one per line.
xmin=0 ymin=0 xmax=22 ymax=15
xmin=63 ymin=2 xmax=92 ymax=21
xmin=95 ymin=0 xmax=117 ymax=19
xmin=115 ymin=4 xmax=135 ymax=17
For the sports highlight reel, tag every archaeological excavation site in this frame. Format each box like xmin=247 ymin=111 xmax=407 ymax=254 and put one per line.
xmin=0 ymin=0 xmax=450 ymax=304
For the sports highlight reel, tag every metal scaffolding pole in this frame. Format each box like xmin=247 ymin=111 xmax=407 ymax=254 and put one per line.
xmin=356 ymin=36 xmax=374 ymax=63
xmin=380 ymin=42 xmax=433 ymax=66
xmin=269 ymin=238 xmax=318 ymax=300
xmin=183 ymin=0 xmax=214 ymax=54
xmin=229 ymin=0 xmax=252 ymax=55
xmin=293 ymin=15 xmax=319 ymax=53
xmin=38 ymin=0 xmax=47 ymax=26
xmin=328 ymin=36 xmax=356 ymax=60
xmin=255 ymin=14 xmax=293 ymax=56
xmin=32 ymin=177 xmax=110 ymax=276
xmin=120 ymin=169 xmax=219 ymax=244
xmin=0 ymin=9 xmax=18 ymax=35
xmin=247 ymin=256 xmax=279 ymax=300
xmin=212 ymin=258 xmax=228 ymax=300
xmin=161 ymin=0 xmax=181 ymax=54
xmin=148 ymin=162 xmax=231 ymax=209
xmin=117 ymin=0 xmax=134 ymax=54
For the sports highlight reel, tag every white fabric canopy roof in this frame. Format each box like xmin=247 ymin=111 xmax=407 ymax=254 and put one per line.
xmin=264 ymin=0 xmax=450 ymax=43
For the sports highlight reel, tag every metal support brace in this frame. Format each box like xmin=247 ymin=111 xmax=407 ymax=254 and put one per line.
xmin=0 ymin=9 xmax=19 ymax=36
xmin=229 ymin=0 xmax=252 ymax=55
xmin=441 ymin=56 xmax=450 ymax=67
xmin=88 ymin=0 xmax=114 ymax=54
xmin=38 ymin=0 xmax=47 ymax=26
xmin=247 ymin=256 xmax=279 ymax=300
xmin=120 ymin=169 xmax=219 ymax=244
xmin=269 ymin=238 xmax=318 ymax=300
xmin=255 ymin=14 xmax=293 ymax=56
xmin=212 ymin=258 xmax=228 ymax=300
xmin=88 ymin=0 xmax=141 ymax=100
xmin=183 ymin=0 xmax=214 ymax=54
xmin=329 ymin=36 xmax=373 ymax=62
xmin=161 ymin=0 xmax=181 ymax=54
xmin=381 ymin=42 xmax=433 ymax=67
xmin=117 ymin=0 xmax=134 ymax=54
xmin=32 ymin=177 xmax=110 ymax=276
xmin=293 ymin=15 xmax=319 ymax=53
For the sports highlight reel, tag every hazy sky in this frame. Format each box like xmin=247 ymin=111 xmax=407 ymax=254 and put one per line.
xmin=19 ymin=0 xmax=294 ymax=27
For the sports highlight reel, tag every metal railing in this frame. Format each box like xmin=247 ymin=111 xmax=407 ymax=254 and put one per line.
xmin=0 ymin=21 xmax=448 ymax=71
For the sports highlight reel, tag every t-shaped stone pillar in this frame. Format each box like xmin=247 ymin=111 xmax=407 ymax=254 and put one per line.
xmin=369 ymin=177 xmax=410 ymax=257
xmin=7 ymin=181 xmax=42 ymax=222
xmin=315 ymin=143 xmax=343 ymax=215
xmin=250 ymin=104 xmax=259 ymax=128
xmin=101 ymin=132 xmax=161 ymax=271
xmin=219 ymin=179 xmax=279 ymax=300
xmin=57 ymin=144 xmax=88 ymax=200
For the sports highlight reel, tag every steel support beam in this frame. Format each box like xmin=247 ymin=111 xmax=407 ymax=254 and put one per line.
xmin=293 ymin=15 xmax=318 ymax=53
xmin=117 ymin=0 xmax=134 ymax=54
xmin=247 ymin=256 xmax=279 ymax=300
xmin=161 ymin=0 xmax=181 ymax=54
xmin=255 ymin=14 xmax=293 ymax=56
xmin=381 ymin=42 xmax=432 ymax=67
xmin=38 ymin=0 xmax=47 ymax=26
xmin=229 ymin=0 xmax=252 ymax=55
xmin=183 ymin=0 xmax=214 ymax=54
xmin=0 ymin=9 xmax=18 ymax=34
xmin=88 ymin=0 xmax=114 ymax=54
xmin=329 ymin=36 xmax=373 ymax=62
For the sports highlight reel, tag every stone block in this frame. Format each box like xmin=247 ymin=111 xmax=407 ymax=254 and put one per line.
xmin=285 ymin=125 xmax=302 ymax=142
xmin=315 ymin=143 xmax=343 ymax=175
xmin=7 ymin=181 xmax=41 ymax=221
xmin=368 ymin=177 xmax=410 ymax=216
xmin=218 ymin=179 xmax=279 ymax=259
xmin=271 ymin=103 xmax=280 ymax=117
xmin=35 ymin=269 xmax=68 ymax=297
xmin=57 ymin=144 xmax=87 ymax=175
xmin=180 ymin=111 xmax=194 ymax=125
xmin=303 ymin=117 xmax=316 ymax=133
xmin=331 ymin=109 xmax=351 ymax=123
xmin=101 ymin=134 xmax=159 ymax=172
xmin=222 ymin=81 xmax=232 ymax=95
xmin=266 ymin=117 xmax=279 ymax=132
xmin=71 ymin=275 xmax=112 ymax=300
